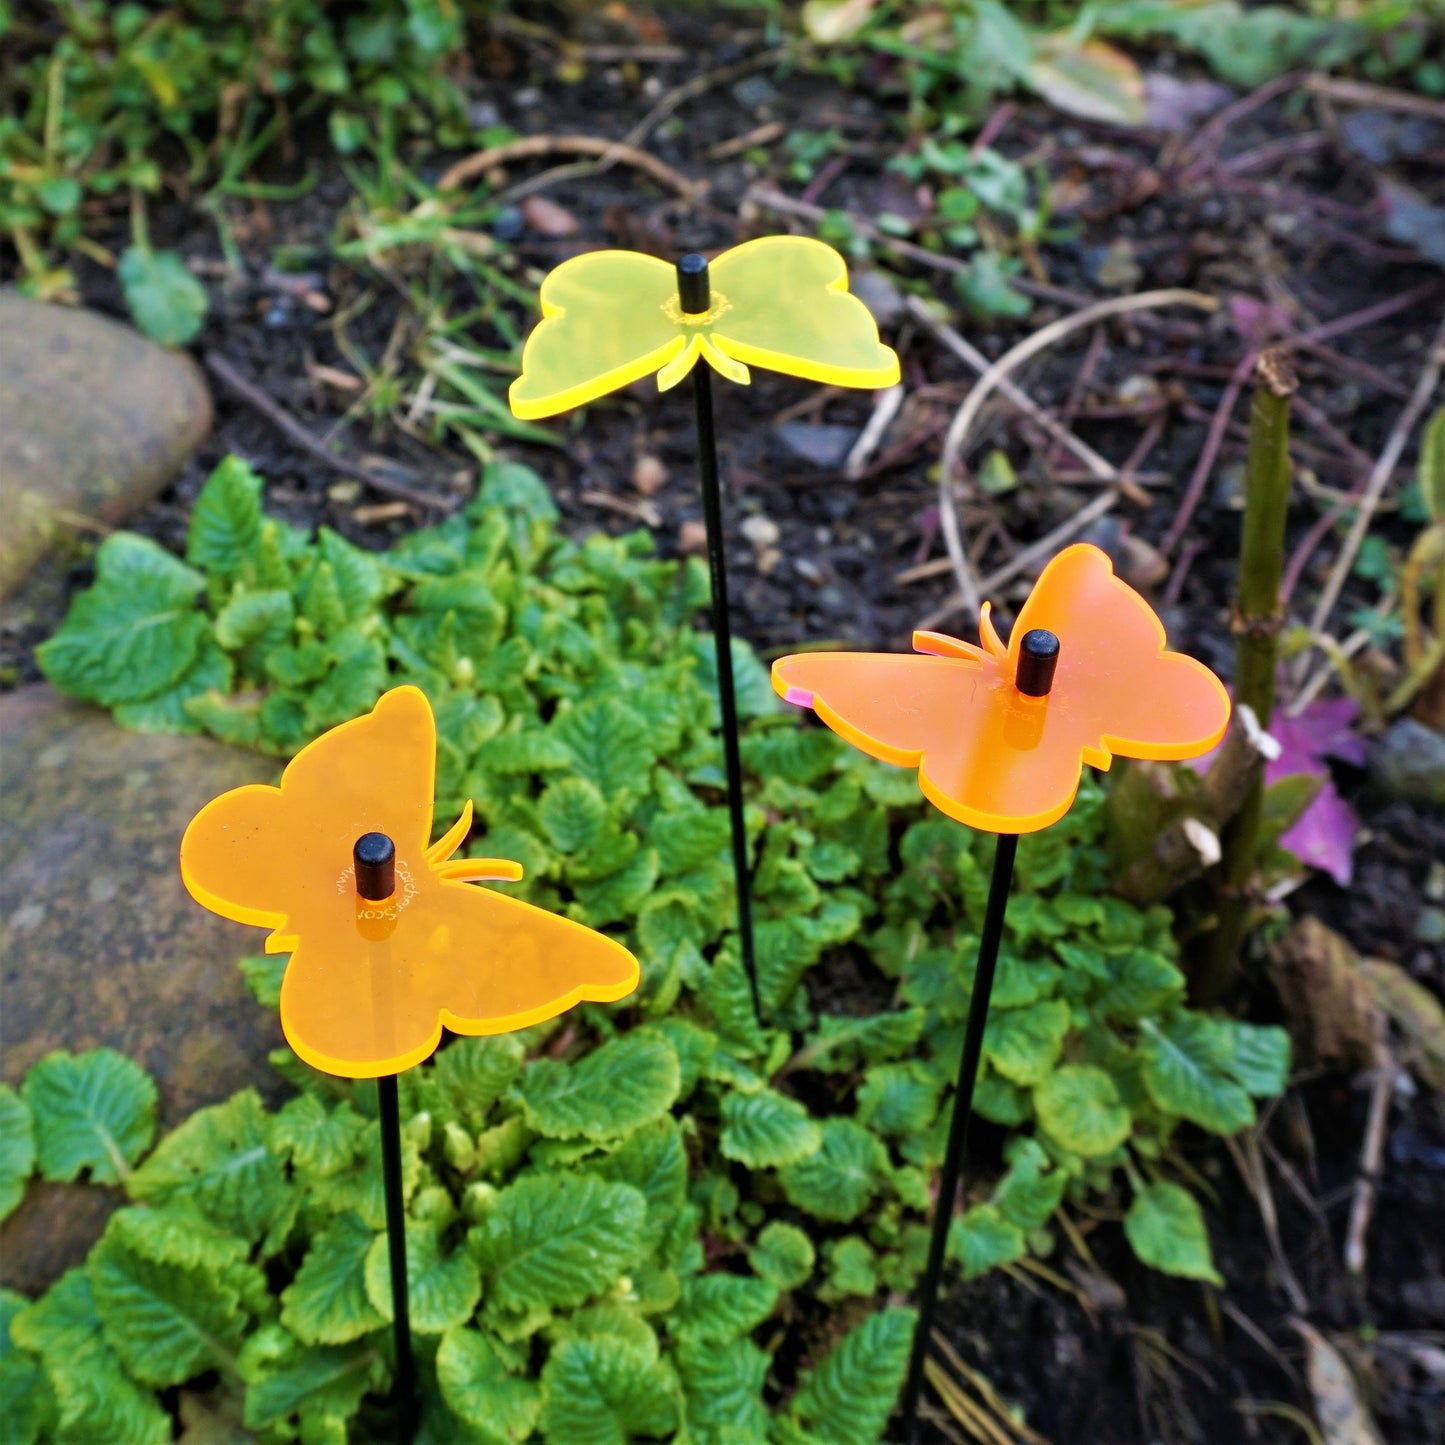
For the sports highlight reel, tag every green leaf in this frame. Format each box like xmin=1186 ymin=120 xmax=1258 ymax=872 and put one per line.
xmin=673 ymin=1272 xmax=778 ymax=1345
xmin=22 ymin=1048 xmax=156 ymax=1184
xmin=517 ymin=1031 xmax=680 ymax=1142
xmin=983 ymin=999 xmax=1071 ymax=1086
xmin=0 ymin=1289 xmax=53 ymax=1445
xmin=118 ymin=246 xmax=208 ymax=346
xmin=436 ymin=1325 xmax=540 ymax=1441
xmin=778 ymin=1118 xmax=887 ymax=1223
xmin=1095 ymin=947 xmax=1186 ymax=1024
xmin=677 ymin=1332 xmax=768 ymax=1441
xmin=593 ymin=1116 xmax=688 ymax=1248
xmin=365 ymin=1221 xmax=480 ymax=1334
xmin=239 ymin=953 xmax=288 ymax=1009
xmin=419 ymin=1036 xmax=526 ymax=1130
xmin=187 ymin=456 xmax=264 ymax=578
xmin=241 ymin=1334 xmax=375 ymax=1431
xmin=538 ymin=1333 xmax=676 ymax=1445
xmin=694 ymin=634 xmax=780 ymax=721
xmin=113 ymin=642 xmax=233 ymax=733
xmin=1125 ymin=1182 xmax=1222 ymax=1285
xmin=37 ymin=533 xmax=208 ymax=705
xmin=1139 ymin=1015 xmax=1254 ymax=1134
xmin=748 ymin=1221 xmax=815 ymax=1290
xmin=89 ymin=1227 xmax=248 ymax=1387
xmin=1034 ymin=1066 xmax=1131 ymax=1157
xmin=273 ymin=1095 xmax=366 ymax=1179
xmin=215 ymin=587 xmax=294 ymax=653
xmin=1219 ymin=1020 xmax=1291 ymax=1097
xmin=318 ymin=526 xmax=389 ymax=619
xmin=857 ymin=1063 xmax=941 ymax=1137
xmin=550 ymin=697 xmax=655 ymax=800
xmin=128 ymin=1088 xmax=294 ymax=1250
xmin=821 ymin=1236 xmax=877 ymax=1300
xmin=538 ymin=777 xmax=610 ymax=854
xmin=992 ymin=1140 xmax=1065 ymax=1232
xmin=0 ymin=1084 xmax=36 ymax=1220
xmin=948 ymin=1204 xmax=1026 ymax=1279
xmin=281 ymin=1213 xmax=383 ymax=1345
xmin=470 ymin=1174 xmax=646 ymax=1315
xmin=719 ymin=1089 xmax=821 ymax=1168
xmin=785 ymin=1307 xmax=916 ymax=1445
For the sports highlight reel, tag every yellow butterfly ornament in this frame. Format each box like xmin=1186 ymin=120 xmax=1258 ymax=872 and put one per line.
xmin=508 ymin=235 xmax=901 ymax=418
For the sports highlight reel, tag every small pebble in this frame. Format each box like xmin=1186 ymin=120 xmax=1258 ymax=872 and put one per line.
xmin=632 ymin=455 xmax=668 ymax=496
xmin=740 ymin=514 xmax=780 ymax=548
xmin=679 ymin=520 xmax=708 ymax=554
xmin=795 ymin=558 xmax=825 ymax=585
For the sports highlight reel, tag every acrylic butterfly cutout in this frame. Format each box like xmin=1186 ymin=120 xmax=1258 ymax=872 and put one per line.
xmin=508 ymin=234 xmax=900 ymax=420
xmin=772 ymin=544 xmax=1231 ymax=835
xmin=180 ymin=686 xmax=639 ymax=1078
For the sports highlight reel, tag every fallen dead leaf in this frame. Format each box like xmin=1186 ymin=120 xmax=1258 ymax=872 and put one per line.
xmin=1029 ymin=35 xmax=1146 ymax=127
xmin=632 ymin=454 xmax=668 ymax=495
xmin=1268 ymin=917 xmax=1383 ymax=1071
xmin=1362 ymin=958 xmax=1445 ymax=1093
xmin=679 ymin=519 xmax=708 ymax=554
xmin=522 ymin=194 xmax=579 ymax=238
xmin=1294 ymin=1321 xmax=1386 ymax=1445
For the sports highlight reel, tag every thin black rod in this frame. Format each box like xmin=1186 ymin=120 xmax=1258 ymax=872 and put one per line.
xmin=692 ymin=361 xmax=761 ymax=1023
xmin=377 ymin=1074 xmax=417 ymax=1440
xmin=898 ymin=831 xmax=1020 ymax=1443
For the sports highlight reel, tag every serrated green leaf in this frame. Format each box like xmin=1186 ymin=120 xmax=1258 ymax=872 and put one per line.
xmin=538 ymin=1333 xmax=676 ymax=1445
xmin=778 ymin=1118 xmax=886 ymax=1223
xmin=1034 ymin=1066 xmax=1131 ymax=1157
xmin=0 ymin=1289 xmax=53 ymax=1445
xmin=673 ymin=1272 xmax=778 ymax=1346
xmin=748 ymin=1221 xmax=815 ymax=1290
xmin=821 ymin=1236 xmax=877 ymax=1300
xmin=187 ymin=456 xmax=264 ymax=578
xmin=1139 ymin=1015 xmax=1254 ymax=1135
xmin=37 ymin=534 xmax=208 ymax=705
xmin=436 ymin=1325 xmax=540 ymax=1441
xmin=856 ymin=1063 xmax=942 ymax=1137
xmin=241 ymin=1335 xmax=375 ymax=1431
xmin=22 ymin=1048 xmax=156 ymax=1184
xmin=118 ymin=246 xmax=207 ymax=346
xmin=471 ymin=1174 xmax=646 ymax=1316
xmin=239 ymin=953 xmax=287 ymax=1009
xmin=517 ymin=1031 xmax=680 ymax=1142
xmin=420 ymin=1036 xmax=526 ymax=1130
xmin=113 ymin=641 xmax=234 ymax=734
xmin=550 ymin=696 xmax=655 ymax=800
xmin=593 ymin=1117 xmax=688 ymax=1248
xmin=215 ymin=587 xmax=294 ymax=652
xmin=364 ymin=1221 xmax=480 ymax=1334
xmin=983 ymin=999 xmax=1071 ymax=1086
xmin=948 ymin=1204 xmax=1026 ymax=1280
xmin=786 ymin=1307 xmax=916 ymax=1445
xmin=992 ymin=1140 xmax=1065 ymax=1232
xmin=274 ymin=1095 xmax=366 ymax=1179
xmin=317 ymin=527 xmax=389 ymax=620
xmin=719 ymin=1088 xmax=821 ymax=1168
xmin=281 ymin=1213 xmax=383 ymax=1345
xmin=0 ymin=1084 xmax=36 ymax=1220
xmin=538 ymin=776 xmax=610 ymax=854
xmin=1095 ymin=947 xmax=1186 ymax=1024
xmin=90 ymin=1227 xmax=249 ymax=1387
xmin=1125 ymin=1182 xmax=1222 ymax=1284
xmin=106 ymin=1204 xmax=250 ymax=1275
xmin=677 ymin=1331 xmax=769 ymax=1441
xmin=128 ymin=1088 xmax=294 ymax=1250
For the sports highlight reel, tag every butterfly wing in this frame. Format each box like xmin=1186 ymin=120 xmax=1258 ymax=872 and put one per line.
xmin=179 ymin=686 xmax=438 ymax=947
xmin=1010 ymin=545 xmax=1231 ymax=767
xmin=709 ymin=237 xmax=900 ymax=389
xmin=279 ymin=879 xmax=640 ymax=1078
xmin=508 ymin=252 xmax=685 ymax=419
xmin=774 ymin=647 xmax=1097 ymax=833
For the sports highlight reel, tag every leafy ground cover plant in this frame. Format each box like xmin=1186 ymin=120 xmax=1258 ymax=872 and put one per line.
xmin=10 ymin=455 xmax=1290 ymax=1440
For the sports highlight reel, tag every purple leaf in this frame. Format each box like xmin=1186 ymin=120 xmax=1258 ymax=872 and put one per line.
xmin=1279 ymin=778 xmax=1358 ymax=886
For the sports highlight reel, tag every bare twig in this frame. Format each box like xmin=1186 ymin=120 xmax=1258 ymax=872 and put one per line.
xmin=437 ymin=134 xmax=701 ymax=199
xmin=843 ymin=383 xmax=905 ymax=480
xmin=1345 ymin=1042 xmax=1395 ymax=1276
xmin=932 ymin=290 xmax=1216 ymax=620
xmin=204 ymin=352 xmax=453 ymax=511
xmin=1235 ymin=1128 xmax=1309 ymax=1313
xmin=1304 ymin=74 xmax=1445 ymax=121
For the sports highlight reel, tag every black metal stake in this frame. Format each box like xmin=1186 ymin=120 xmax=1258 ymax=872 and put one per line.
xmin=896 ymin=629 xmax=1060 ymax=1443
xmin=679 ymin=252 xmax=761 ymax=1023
xmin=355 ymin=834 xmax=417 ymax=1441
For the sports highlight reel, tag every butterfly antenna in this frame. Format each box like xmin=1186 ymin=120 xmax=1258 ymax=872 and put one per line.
xmin=678 ymin=250 xmax=762 ymax=1025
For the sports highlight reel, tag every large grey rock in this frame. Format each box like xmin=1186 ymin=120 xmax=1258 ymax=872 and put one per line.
xmin=0 ymin=294 xmax=212 ymax=597
xmin=0 ymin=687 xmax=284 ymax=1291
xmin=1370 ymin=718 xmax=1445 ymax=806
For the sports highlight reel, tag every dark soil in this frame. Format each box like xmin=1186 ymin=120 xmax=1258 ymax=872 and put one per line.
xmin=7 ymin=11 xmax=1445 ymax=1442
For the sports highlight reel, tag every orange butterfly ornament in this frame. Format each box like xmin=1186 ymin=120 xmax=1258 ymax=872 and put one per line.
xmin=771 ymin=544 xmax=1230 ymax=833
xmin=180 ymin=686 xmax=639 ymax=1078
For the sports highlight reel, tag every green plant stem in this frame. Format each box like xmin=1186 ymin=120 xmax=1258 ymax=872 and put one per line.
xmin=1194 ymin=348 xmax=1296 ymax=1004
